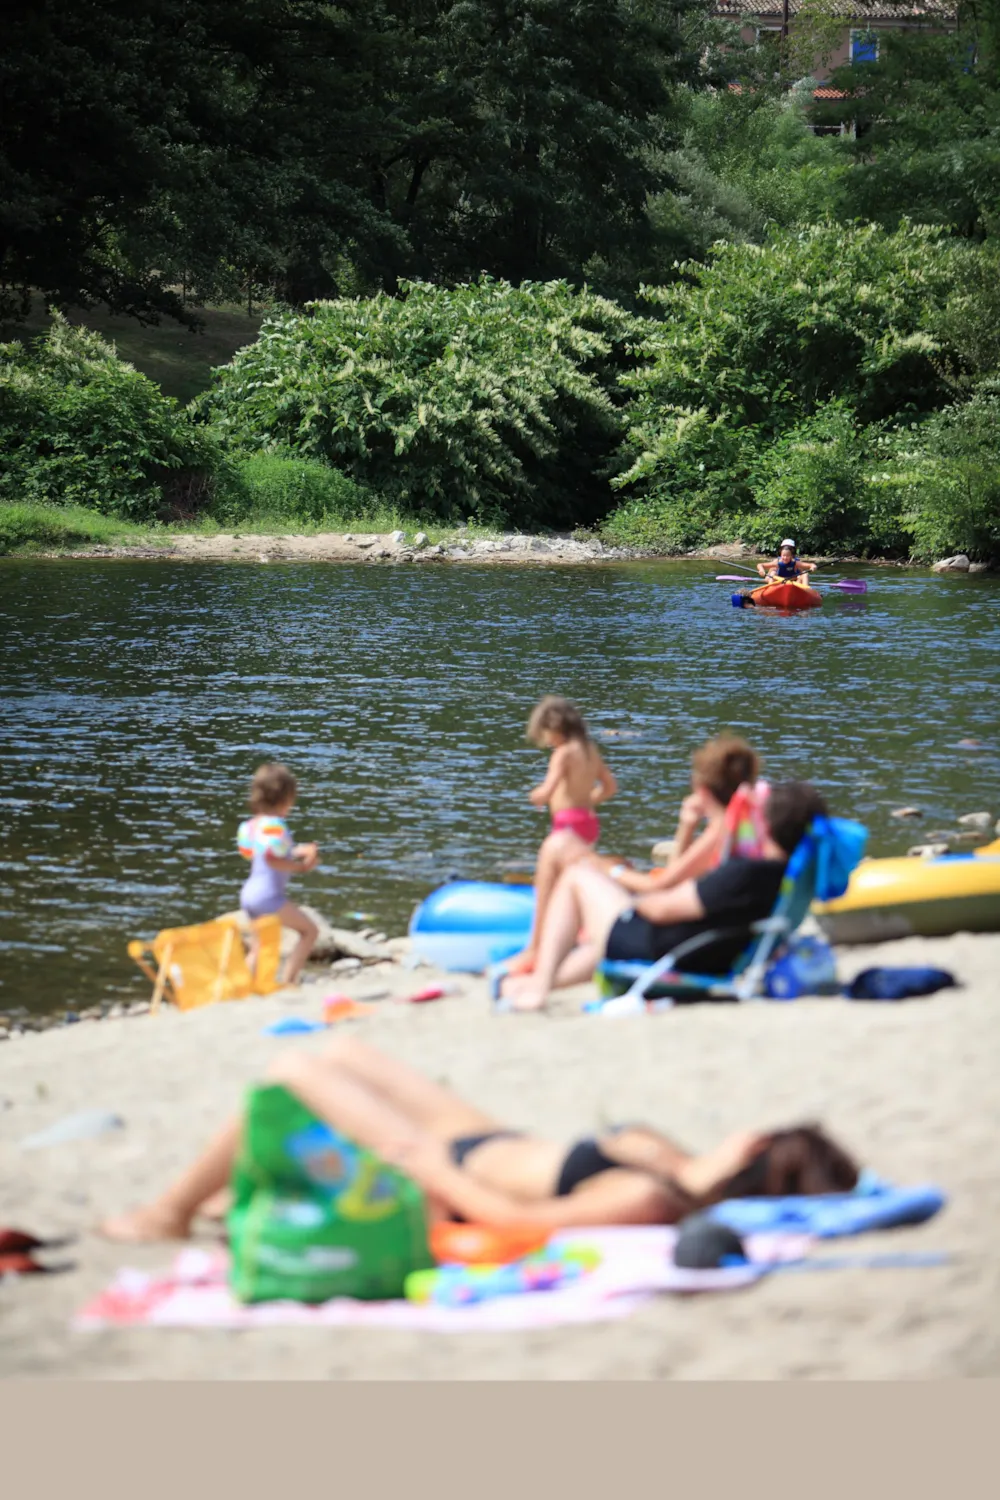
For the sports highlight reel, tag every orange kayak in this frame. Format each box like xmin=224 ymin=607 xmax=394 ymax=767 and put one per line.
xmin=750 ymin=582 xmax=823 ymax=611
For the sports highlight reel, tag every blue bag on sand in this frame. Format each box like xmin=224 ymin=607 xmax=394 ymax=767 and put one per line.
xmin=846 ymin=967 xmax=958 ymax=1001
xmin=765 ymin=935 xmax=839 ymax=999
xmin=707 ymin=1182 xmax=946 ymax=1239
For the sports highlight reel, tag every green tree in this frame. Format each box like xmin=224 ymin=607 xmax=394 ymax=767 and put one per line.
xmin=197 ymin=278 xmax=645 ymax=527
xmin=823 ymin=16 xmax=1000 ymax=240
xmin=0 ymin=1 xmax=401 ymax=322
xmin=609 ymin=221 xmax=961 ymax=552
xmin=0 ymin=315 xmax=224 ymax=518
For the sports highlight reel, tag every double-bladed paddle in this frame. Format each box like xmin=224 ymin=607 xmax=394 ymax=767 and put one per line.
xmin=715 ymin=573 xmax=868 ymax=593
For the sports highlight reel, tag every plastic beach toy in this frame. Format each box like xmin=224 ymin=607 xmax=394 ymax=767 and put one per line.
xmin=430 ymin=1222 xmax=550 ymax=1266
xmin=404 ymin=1246 xmax=600 ymax=1307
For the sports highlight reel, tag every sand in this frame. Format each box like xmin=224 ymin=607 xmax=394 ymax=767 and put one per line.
xmin=1 ymin=931 xmax=998 ymax=1380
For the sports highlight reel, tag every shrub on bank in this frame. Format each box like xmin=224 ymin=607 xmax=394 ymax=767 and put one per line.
xmin=0 ymin=315 xmax=226 ymax=521
xmin=739 ymin=403 xmax=907 ymax=557
xmin=197 ymin=278 xmax=645 ymax=530
xmin=0 ymin=501 xmax=152 ymax=553
xmin=606 ymin=221 xmax=961 ymax=554
xmin=869 ymin=393 xmax=1000 ymax=561
xmin=216 ymin=451 xmax=389 ymax=528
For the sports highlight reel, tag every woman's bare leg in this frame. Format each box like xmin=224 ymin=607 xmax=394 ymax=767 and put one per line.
xmin=510 ymin=830 xmax=592 ymax=971
xmin=315 ymin=1034 xmax=501 ymax=1139
xmin=99 ymin=1045 xmax=454 ymax=1244
xmin=278 ymin=901 xmax=318 ymax=985
xmin=100 ymin=1116 xmax=242 ymax=1242
xmin=502 ymin=865 xmax=633 ymax=1011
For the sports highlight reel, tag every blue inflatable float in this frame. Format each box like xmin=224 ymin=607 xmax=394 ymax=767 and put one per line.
xmin=409 ymin=881 xmax=535 ymax=972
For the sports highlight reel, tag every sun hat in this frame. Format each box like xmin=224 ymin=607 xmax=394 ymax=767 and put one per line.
xmin=780 ymin=538 xmax=796 ymax=550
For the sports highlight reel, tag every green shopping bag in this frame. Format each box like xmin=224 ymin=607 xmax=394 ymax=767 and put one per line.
xmin=228 ymin=1084 xmax=434 ymax=1304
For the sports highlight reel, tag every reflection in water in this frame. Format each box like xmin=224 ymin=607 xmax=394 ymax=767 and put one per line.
xmin=1 ymin=559 xmax=997 ymax=1014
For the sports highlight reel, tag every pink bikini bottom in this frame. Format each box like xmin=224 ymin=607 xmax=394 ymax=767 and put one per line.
xmin=551 ymin=807 xmax=600 ymax=844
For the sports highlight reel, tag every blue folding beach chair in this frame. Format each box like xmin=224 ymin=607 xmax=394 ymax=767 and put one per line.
xmin=592 ymin=816 xmax=867 ymax=1015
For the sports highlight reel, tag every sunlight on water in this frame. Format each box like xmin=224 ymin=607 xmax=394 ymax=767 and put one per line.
xmin=1 ymin=558 xmax=997 ymax=1013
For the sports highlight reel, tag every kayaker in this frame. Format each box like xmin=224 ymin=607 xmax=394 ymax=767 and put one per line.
xmin=756 ymin=539 xmax=817 ymax=584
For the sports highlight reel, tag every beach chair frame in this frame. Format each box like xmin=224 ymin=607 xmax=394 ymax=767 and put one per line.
xmin=595 ymin=832 xmax=822 ymax=1013
xmin=127 ymin=913 xmax=282 ymax=1014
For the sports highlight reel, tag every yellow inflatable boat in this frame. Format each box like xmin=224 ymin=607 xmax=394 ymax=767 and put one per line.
xmin=813 ymin=840 xmax=1000 ymax=943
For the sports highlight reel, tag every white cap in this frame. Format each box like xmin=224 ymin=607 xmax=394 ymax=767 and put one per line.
xmin=780 ymin=538 xmax=796 ymax=550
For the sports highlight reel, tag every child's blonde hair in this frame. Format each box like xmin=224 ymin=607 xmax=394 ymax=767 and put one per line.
xmin=526 ymin=695 xmax=590 ymax=746
xmin=249 ymin=762 xmax=298 ymax=813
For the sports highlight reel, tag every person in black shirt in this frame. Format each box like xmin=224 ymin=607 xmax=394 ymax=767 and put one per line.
xmin=497 ymin=782 xmax=829 ymax=1012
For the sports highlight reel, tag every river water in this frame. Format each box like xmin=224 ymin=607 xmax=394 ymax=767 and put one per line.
xmin=2 ymin=558 xmax=998 ymax=1016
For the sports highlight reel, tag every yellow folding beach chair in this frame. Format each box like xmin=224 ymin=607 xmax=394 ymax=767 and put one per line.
xmin=128 ymin=914 xmax=282 ymax=1014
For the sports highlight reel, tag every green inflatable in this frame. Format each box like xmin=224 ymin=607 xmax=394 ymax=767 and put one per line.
xmin=228 ymin=1084 xmax=434 ymax=1304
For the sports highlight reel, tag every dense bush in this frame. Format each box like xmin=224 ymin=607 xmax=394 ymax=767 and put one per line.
xmin=197 ymin=278 xmax=646 ymax=529
xmin=739 ymin=403 xmax=905 ymax=557
xmin=870 ymin=393 xmax=1000 ymax=561
xmin=601 ymin=408 xmax=754 ymax=551
xmin=0 ymin=315 xmax=224 ymax=520
xmin=607 ymin=222 xmax=965 ymax=553
xmin=218 ymin=452 xmax=386 ymax=527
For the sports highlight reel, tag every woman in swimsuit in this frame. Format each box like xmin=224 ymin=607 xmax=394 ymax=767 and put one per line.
xmin=100 ymin=1035 xmax=858 ymax=1241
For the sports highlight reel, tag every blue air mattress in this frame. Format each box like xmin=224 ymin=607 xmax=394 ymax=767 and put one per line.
xmin=706 ymin=1182 xmax=945 ymax=1239
xmin=409 ymin=881 xmax=535 ymax=972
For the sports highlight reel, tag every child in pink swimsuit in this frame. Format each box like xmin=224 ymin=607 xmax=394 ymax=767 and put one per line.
xmin=509 ymin=696 xmax=617 ymax=973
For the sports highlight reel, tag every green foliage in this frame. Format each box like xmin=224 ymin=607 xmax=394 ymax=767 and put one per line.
xmin=602 ymin=407 xmax=754 ymax=551
xmin=871 ymin=393 xmax=1000 ymax=561
xmin=623 ymin=221 xmax=955 ymax=438
xmin=741 ymin=402 xmax=904 ymax=556
xmin=198 ymin=278 xmax=645 ymax=527
xmin=607 ymin=222 xmax=965 ymax=554
xmin=824 ymin=25 xmax=1000 ymax=242
xmin=218 ymin=452 xmax=387 ymax=527
xmin=0 ymin=502 xmax=155 ymax=554
xmin=0 ymin=315 xmax=224 ymax=519
xmin=936 ymin=241 xmax=1000 ymax=389
xmin=674 ymin=90 xmax=847 ymax=237
xmin=1 ymin=0 xmax=703 ymax=320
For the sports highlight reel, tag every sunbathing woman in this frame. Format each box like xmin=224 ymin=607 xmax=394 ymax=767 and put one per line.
xmin=497 ymin=781 xmax=826 ymax=1012
xmin=100 ymin=1035 xmax=858 ymax=1240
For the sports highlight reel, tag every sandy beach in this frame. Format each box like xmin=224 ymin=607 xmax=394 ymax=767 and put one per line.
xmin=1 ymin=928 xmax=998 ymax=1380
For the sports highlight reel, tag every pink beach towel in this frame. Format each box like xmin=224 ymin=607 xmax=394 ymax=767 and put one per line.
xmin=73 ymin=1227 xmax=811 ymax=1334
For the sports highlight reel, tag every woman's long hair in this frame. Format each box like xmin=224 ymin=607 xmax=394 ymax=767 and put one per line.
xmin=721 ymin=1125 xmax=859 ymax=1198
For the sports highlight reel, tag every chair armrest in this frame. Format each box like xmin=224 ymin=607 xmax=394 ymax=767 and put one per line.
xmin=622 ymin=923 xmax=758 ymax=1002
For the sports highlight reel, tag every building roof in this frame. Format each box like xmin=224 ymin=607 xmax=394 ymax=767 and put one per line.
xmin=713 ymin=2 xmax=957 ymax=18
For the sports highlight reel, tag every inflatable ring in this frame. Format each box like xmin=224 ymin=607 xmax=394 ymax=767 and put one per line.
xmin=429 ymin=1222 xmax=550 ymax=1265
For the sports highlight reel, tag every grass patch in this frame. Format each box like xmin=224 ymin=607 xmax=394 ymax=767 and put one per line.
xmin=0 ymin=497 xmax=502 ymax=555
xmin=207 ymin=452 xmax=504 ymax=544
xmin=1 ymin=298 xmax=263 ymax=404
xmin=0 ymin=502 xmax=164 ymax=554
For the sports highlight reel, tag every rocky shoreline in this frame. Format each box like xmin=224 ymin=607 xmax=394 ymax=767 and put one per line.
xmin=25 ymin=532 xmax=984 ymax=569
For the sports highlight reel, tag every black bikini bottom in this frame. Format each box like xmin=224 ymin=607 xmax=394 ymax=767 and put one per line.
xmin=448 ymin=1130 xmax=523 ymax=1168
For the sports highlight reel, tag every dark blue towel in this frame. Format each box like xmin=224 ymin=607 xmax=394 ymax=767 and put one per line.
xmin=846 ymin=967 xmax=957 ymax=1001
